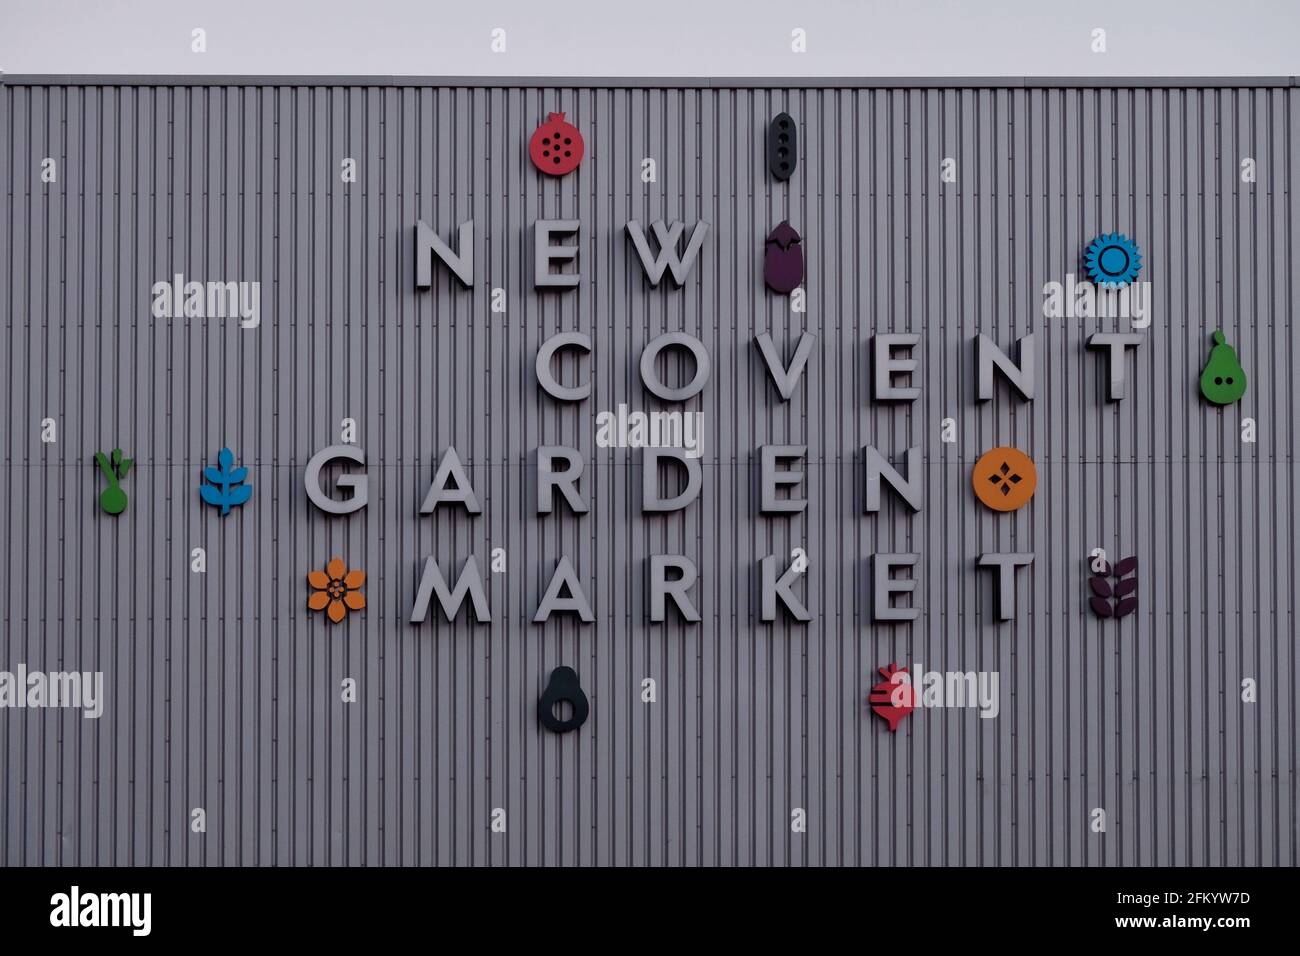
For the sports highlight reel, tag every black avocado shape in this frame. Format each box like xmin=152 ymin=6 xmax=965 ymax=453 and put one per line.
xmin=537 ymin=666 xmax=589 ymax=733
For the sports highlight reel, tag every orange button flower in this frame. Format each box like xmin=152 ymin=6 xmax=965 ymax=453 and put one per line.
xmin=971 ymin=446 xmax=1038 ymax=512
xmin=307 ymin=557 xmax=366 ymax=623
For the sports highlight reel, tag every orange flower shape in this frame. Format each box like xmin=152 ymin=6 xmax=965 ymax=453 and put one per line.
xmin=971 ymin=446 xmax=1038 ymax=512
xmin=307 ymin=557 xmax=366 ymax=623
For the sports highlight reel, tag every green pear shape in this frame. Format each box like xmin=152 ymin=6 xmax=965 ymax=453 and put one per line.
xmin=1198 ymin=331 xmax=1247 ymax=405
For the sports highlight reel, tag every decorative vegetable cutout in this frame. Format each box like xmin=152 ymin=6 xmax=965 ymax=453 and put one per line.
xmin=94 ymin=447 xmax=133 ymax=515
xmin=868 ymin=663 xmax=915 ymax=732
xmin=764 ymin=221 xmax=803 ymax=293
xmin=1088 ymin=555 xmax=1138 ymax=619
xmin=529 ymin=112 xmax=584 ymax=177
xmin=768 ymin=112 xmax=797 ymax=181
xmin=537 ymin=666 xmax=589 ymax=733
xmin=200 ymin=447 xmax=253 ymax=516
xmin=1199 ymin=330 xmax=1247 ymax=405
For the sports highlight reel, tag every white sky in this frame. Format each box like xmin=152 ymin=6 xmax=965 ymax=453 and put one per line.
xmin=2 ymin=0 xmax=1298 ymax=76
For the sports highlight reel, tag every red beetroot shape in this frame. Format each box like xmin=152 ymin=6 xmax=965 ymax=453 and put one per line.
xmin=868 ymin=663 xmax=916 ymax=732
xmin=529 ymin=112 xmax=585 ymax=176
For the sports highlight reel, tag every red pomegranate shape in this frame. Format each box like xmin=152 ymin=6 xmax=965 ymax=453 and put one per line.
xmin=529 ymin=112 xmax=584 ymax=176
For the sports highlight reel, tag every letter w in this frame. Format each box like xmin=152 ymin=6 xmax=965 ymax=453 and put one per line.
xmin=625 ymin=219 xmax=709 ymax=287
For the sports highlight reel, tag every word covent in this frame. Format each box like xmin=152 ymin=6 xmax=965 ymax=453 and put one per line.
xmin=301 ymin=207 xmax=1115 ymax=630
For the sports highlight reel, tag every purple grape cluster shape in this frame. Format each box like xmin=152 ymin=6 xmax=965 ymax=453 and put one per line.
xmin=1089 ymin=555 xmax=1138 ymax=619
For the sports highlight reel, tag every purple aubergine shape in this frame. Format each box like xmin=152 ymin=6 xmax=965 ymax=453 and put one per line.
xmin=764 ymin=221 xmax=803 ymax=294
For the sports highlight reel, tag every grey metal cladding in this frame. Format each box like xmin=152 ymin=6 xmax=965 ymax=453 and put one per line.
xmin=0 ymin=79 xmax=1296 ymax=866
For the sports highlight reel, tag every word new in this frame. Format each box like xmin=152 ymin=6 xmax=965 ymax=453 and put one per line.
xmin=151 ymin=274 xmax=261 ymax=328
xmin=416 ymin=218 xmax=708 ymax=289
xmin=50 ymin=886 xmax=151 ymax=937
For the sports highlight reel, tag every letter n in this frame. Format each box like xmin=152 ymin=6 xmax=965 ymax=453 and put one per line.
xmin=864 ymin=446 xmax=923 ymax=513
xmin=415 ymin=219 xmax=474 ymax=288
xmin=976 ymin=333 xmax=1035 ymax=401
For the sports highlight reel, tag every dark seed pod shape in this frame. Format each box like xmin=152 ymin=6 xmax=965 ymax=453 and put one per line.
xmin=768 ymin=112 xmax=797 ymax=181
xmin=537 ymin=666 xmax=589 ymax=734
xmin=1087 ymin=554 xmax=1138 ymax=619
xmin=764 ymin=221 xmax=804 ymax=294
xmin=1089 ymin=596 xmax=1114 ymax=618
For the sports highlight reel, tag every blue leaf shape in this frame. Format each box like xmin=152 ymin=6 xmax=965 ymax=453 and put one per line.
xmin=227 ymin=466 xmax=249 ymax=483
xmin=203 ymin=465 xmax=226 ymax=484
xmin=227 ymin=484 xmax=253 ymax=506
xmin=200 ymin=485 xmax=225 ymax=506
xmin=218 ymin=448 xmax=234 ymax=469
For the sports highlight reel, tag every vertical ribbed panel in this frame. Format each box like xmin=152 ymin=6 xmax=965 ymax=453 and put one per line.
xmin=1 ymin=81 xmax=1295 ymax=866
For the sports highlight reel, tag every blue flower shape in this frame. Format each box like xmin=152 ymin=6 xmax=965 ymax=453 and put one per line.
xmin=1084 ymin=233 xmax=1142 ymax=288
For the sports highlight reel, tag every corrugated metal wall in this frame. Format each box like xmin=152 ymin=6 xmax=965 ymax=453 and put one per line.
xmin=1 ymin=78 xmax=1296 ymax=866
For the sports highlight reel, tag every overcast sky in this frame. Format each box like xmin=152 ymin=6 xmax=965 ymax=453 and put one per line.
xmin=2 ymin=0 xmax=1298 ymax=76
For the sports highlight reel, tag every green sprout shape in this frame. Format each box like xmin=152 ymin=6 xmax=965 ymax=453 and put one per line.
xmin=94 ymin=448 xmax=133 ymax=515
